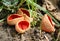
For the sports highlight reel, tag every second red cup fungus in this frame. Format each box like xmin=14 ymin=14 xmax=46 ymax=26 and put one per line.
xmin=17 ymin=8 xmax=30 ymax=17
xmin=17 ymin=8 xmax=33 ymax=22
xmin=15 ymin=20 xmax=30 ymax=33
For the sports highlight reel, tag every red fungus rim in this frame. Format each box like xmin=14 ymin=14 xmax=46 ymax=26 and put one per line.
xmin=18 ymin=21 xmax=29 ymax=30
xmin=47 ymin=15 xmax=54 ymax=26
xmin=8 ymin=14 xmax=22 ymax=20
xmin=21 ymin=8 xmax=30 ymax=17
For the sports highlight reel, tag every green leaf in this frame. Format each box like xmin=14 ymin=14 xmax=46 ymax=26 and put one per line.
xmin=0 ymin=6 xmax=3 ymax=12
xmin=2 ymin=0 xmax=18 ymax=7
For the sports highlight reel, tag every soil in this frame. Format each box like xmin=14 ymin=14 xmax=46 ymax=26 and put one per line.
xmin=0 ymin=23 xmax=52 ymax=41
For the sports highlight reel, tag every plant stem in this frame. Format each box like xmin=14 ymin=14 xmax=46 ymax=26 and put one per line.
xmin=0 ymin=19 xmax=5 ymax=22
xmin=26 ymin=0 xmax=60 ymax=25
xmin=17 ymin=0 xmax=25 ymax=9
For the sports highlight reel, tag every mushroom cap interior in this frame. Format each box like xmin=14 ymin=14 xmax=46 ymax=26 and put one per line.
xmin=9 ymin=14 xmax=22 ymax=20
xmin=18 ymin=21 xmax=29 ymax=30
xmin=21 ymin=9 xmax=30 ymax=17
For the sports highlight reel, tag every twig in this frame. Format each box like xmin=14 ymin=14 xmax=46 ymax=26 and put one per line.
xmin=56 ymin=32 xmax=60 ymax=41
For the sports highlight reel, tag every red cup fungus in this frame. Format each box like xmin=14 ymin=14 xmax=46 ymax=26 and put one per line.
xmin=7 ymin=14 xmax=24 ymax=25
xmin=17 ymin=8 xmax=33 ymax=22
xmin=41 ymin=14 xmax=55 ymax=33
xmin=17 ymin=8 xmax=30 ymax=17
xmin=15 ymin=20 xmax=30 ymax=33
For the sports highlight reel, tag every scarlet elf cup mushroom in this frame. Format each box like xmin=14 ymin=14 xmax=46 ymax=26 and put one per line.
xmin=17 ymin=8 xmax=33 ymax=22
xmin=15 ymin=20 xmax=30 ymax=33
xmin=41 ymin=14 xmax=55 ymax=33
xmin=17 ymin=8 xmax=30 ymax=17
xmin=7 ymin=14 xmax=24 ymax=25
